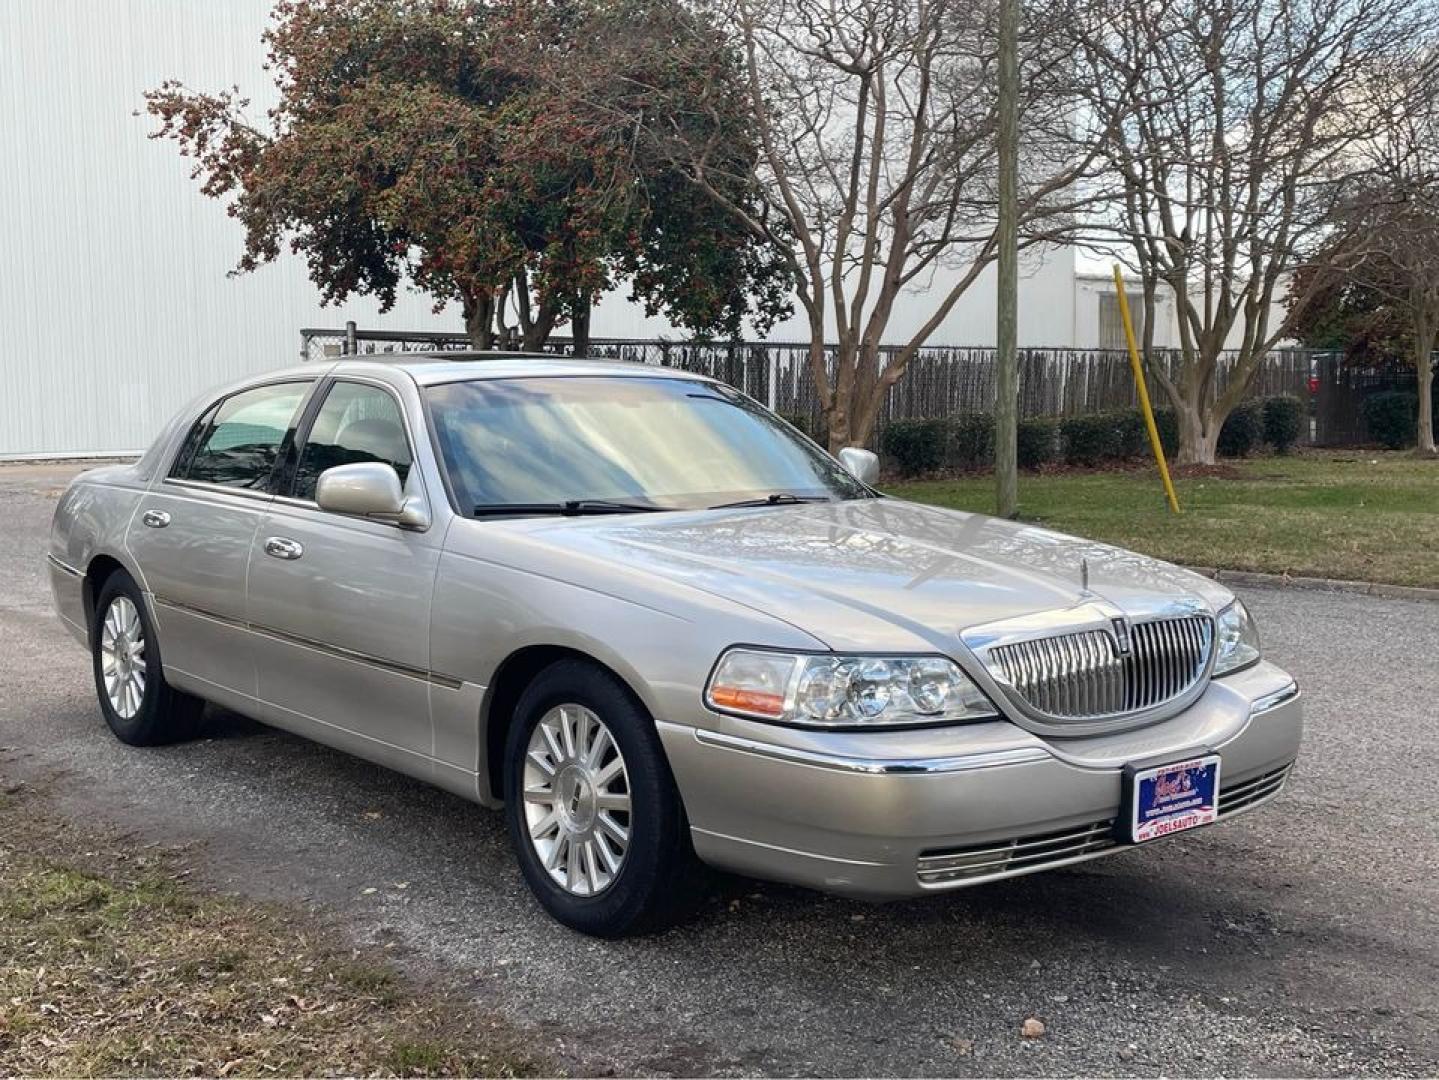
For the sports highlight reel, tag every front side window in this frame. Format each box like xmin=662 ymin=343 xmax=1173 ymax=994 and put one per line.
xmin=292 ymin=381 xmax=413 ymax=501
xmin=177 ymin=382 xmax=310 ymax=490
xmin=426 ymin=376 xmax=869 ymax=514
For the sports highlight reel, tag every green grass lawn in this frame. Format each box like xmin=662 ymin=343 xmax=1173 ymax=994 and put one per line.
xmin=887 ymin=450 xmax=1439 ymax=588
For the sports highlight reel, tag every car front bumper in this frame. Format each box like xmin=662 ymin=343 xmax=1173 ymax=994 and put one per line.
xmin=657 ymin=660 xmax=1302 ymax=899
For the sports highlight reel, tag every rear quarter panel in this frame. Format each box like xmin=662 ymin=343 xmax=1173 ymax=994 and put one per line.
xmin=50 ymin=466 xmax=151 ymax=631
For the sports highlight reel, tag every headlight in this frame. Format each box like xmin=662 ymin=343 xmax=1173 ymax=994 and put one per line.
xmin=1213 ymin=600 xmax=1261 ymax=676
xmin=705 ymin=649 xmax=997 ymax=727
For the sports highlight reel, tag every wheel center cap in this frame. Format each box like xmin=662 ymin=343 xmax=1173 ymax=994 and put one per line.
xmin=554 ymin=765 xmax=596 ymax=833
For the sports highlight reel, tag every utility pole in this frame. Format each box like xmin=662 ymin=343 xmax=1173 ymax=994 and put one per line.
xmin=994 ymin=0 xmax=1020 ymax=518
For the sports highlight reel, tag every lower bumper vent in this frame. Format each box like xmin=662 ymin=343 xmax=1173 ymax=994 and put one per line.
xmin=916 ymin=762 xmax=1294 ymax=887
xmin=1215 ymin=763 xmax=1292 ymax=817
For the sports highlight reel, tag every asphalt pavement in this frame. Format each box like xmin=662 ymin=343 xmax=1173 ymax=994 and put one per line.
xmin=2 ymin=462 xmax=1436 ymax=1077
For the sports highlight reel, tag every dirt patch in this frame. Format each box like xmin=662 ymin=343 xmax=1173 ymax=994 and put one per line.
xmin=1168 ymin=462 xmax=1246 ymax=480
xmin=0 ymin=788 xmax=553 ymax=1078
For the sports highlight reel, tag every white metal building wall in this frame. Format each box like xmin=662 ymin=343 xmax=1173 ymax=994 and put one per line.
xmin=0 ymin=0 xmax=473 ymax=456
xmin=0 ymin=0 xmax=1088 ymax=457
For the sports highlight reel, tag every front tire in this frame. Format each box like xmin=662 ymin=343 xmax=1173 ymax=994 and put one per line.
xmin=91 ymin=570 xmax=204 ymax=746
xmin=504 ymin=658 xmax=698 ymax=936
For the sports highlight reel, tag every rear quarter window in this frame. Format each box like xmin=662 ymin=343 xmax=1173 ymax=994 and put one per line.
xmin=172 ymin=382 xmax=311 ymax=491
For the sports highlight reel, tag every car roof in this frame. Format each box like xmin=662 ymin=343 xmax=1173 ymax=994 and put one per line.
xmin=330 ymin=352 xmax=716 ymax=387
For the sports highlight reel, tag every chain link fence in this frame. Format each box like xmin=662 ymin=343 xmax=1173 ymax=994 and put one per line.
xmin=1310 ymin=352 xmax=1439 ymax=446
xmin=300 ymin=324 xmax=1319 ymax=443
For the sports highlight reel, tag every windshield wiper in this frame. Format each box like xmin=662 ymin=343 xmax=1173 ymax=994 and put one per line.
xmin=708 ymin=492 xmax=832 ymax=510
xmin=473 ymin=500 xmax=664 ymax=518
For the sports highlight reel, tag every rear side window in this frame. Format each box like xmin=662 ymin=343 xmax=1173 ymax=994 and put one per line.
xmin=291 ymin=381 xmax=413 ymax=501
xmin=174 ymin=382 xmax=310 ymax=491
xmin=169 ymin=401 xmax=219 ymax=479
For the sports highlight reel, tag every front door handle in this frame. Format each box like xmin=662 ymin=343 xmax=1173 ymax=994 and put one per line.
xmin=141 ymin=509 xmax=171 ymax=529
xmin=263 ymin=536 xmax=304 ymax=561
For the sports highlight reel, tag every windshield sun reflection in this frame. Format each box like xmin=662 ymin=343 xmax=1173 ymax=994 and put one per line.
xmin=426 ymin=375 xmax=874 ymax=516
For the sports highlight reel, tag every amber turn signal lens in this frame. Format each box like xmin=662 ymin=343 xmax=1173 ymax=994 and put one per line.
xmin=708 ymin=685 xmax=786 ymax=717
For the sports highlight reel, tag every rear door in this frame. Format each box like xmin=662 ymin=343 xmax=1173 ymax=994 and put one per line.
xmin=246 ymin=377 xmax=442 ymax=763
xmin=128 ymin=380 xmax=313 ymax=697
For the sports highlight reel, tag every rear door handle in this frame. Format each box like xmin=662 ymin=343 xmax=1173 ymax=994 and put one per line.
xmin=141 ymin=509 xmax=171 ymax=529
xmin=263 ymin=536 xmax=304 ymax=561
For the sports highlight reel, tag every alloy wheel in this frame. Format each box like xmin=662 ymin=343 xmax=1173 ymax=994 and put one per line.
xmin=522 ymin=703 xmax=632 ymax=897
xmin=99 ymin=596 xmax=147 ymax=719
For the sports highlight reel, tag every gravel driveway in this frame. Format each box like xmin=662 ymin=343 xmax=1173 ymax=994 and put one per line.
xmin=2 ymin=462 xmax=1436 ymax=1077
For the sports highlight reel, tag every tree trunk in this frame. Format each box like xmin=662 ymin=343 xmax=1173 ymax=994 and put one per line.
xmin=1175 ymin=404 xmax=1219 ymax=466
xmin=513 ymin=271 xmax=533 ymax=347
xmin=521 ymin=293 xmax=561 ymax=351
xmin=462 ymin=290 xmax=495 ymax=350
xmin=799 ymin=311 xmax=839 ymax=451
xmin=824 ymin=336 xmax=861 ymax=452
xmin=571 ymin=294 xmax=592 ymax=357
xmin=825 ymin=404 xmax=852 ymax=453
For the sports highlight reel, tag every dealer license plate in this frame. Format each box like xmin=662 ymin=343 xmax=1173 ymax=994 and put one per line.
xmin=1126 ymin=755 xmax=1221 ymax=843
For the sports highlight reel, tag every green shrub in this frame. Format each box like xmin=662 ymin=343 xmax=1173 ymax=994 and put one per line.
xmin=1362 ymin=391 xmax=1418 ymax=450
xmin=1060 ymin=414 xmax=1121 ymax=466
xmin=879 ymin=419 xmax=948 ymax=477
xmin=1016 ymin=417 xmax=1059 ymax=470
xmin=950 ymin=412 xmax=995 ymax=469
xmin=1111 ymin=409 xmax=1149 ymax=459
xmin=1262 ymin=395 xmax=1305 ymax=454
xmin=1151 ymin=408 xmax=1180 ymax=458
xmin=1217 ymin=400 xmax=1263 ymax=457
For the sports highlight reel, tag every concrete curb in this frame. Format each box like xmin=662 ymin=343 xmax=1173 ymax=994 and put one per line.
xmin=1185 ymin=566 xmax=1439 ymax=604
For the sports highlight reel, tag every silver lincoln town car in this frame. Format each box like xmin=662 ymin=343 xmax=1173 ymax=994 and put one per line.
xmin=49 ymin=355 xmax=1302 ymax=936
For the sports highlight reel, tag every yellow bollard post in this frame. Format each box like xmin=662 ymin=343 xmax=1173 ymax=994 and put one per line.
xmin=1112 ymin=265 xmax=1181 ymax=514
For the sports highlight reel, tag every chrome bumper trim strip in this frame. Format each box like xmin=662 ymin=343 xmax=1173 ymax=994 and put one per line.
xmin=46 ymin=553 xmax=83 ymax=578
xmin=691 ymin=727 xmax=1051 ymax=775
xmin=1249 ymin=681 xmax=1299 ymax=715
xmin=691 ymin=826 xmax=889 ymax=867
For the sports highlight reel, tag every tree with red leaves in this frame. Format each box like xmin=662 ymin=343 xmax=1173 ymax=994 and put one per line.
xmin=144 ymin=0 xmax=789 ymax=352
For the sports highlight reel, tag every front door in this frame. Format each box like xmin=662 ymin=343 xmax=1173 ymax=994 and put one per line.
xmin=128 ymin=379 xmax=313 ymax=697
xmin=246 ymin=378 xmax=442 ymax=765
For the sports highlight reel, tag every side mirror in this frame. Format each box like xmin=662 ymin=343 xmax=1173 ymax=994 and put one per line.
xmin=837 ymin=446 xmax=880 ymax=485
xmin=315 ymin=463 xmax=430 ymax=530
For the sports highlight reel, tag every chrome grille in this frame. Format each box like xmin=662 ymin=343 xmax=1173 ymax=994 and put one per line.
xmin=985 ymin=614 xmax=1213 ymax=721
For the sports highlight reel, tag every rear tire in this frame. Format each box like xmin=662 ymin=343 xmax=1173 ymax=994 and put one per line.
xmin=91 ymin=570 xmax=204 ymax=746
xmin=504 ymin=658 xmax=700 ymax=936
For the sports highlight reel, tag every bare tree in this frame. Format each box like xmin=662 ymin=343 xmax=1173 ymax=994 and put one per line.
xmin=1071 ymin=0 xmax=1434 ymax=464
xmin=584 ymin=0 xmax=1103 ymax=451
xmin=1340 ymin=64 xmax=1439 ymax=453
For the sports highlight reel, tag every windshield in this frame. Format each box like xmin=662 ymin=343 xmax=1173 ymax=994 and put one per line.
xmin=426 ymin=376 xmax=871 ymax=515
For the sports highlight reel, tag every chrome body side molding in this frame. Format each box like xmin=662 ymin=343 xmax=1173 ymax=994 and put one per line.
xmin=153 ymin=596 xmax=464 ymax=690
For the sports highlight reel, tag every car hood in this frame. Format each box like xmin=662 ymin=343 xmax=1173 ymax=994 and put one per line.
xmin=524 ymin=498 xmax=1232 ymax=653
